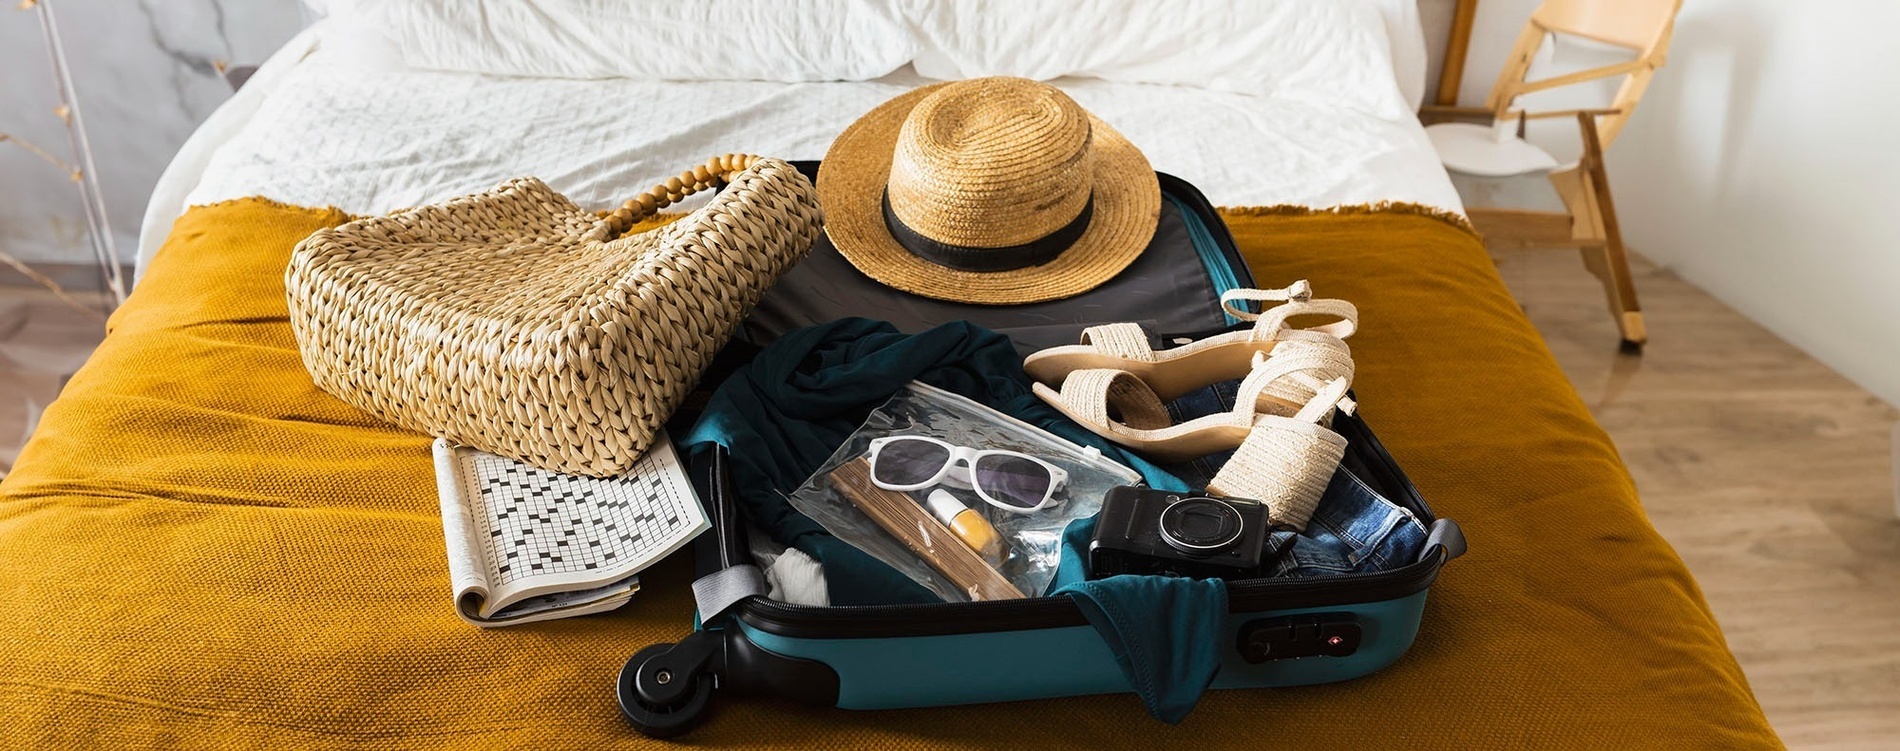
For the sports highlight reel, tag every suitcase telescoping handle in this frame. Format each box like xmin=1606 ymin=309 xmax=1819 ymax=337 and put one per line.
xmin=618 ymin=447 xmax=839 ymax=739
xmin=687 ymin=448 xmax=769 ymax=621
xmin=620 ymin=446 xmax=759 ymax=739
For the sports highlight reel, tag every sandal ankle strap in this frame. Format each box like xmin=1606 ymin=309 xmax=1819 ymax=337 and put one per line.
xmin=1220 ymin=280 xmax=1314 ymax=319
xmin=1295 ymin=377 xmax=1355 ymax=423
xmin=1233 ymin=344 xmax=1356 ymax=418
xmin=1220 ymin=282 xmax=1359 ymax=342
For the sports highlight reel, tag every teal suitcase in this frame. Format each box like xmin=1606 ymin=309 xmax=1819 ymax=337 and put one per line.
xmin=616 ymin=164 xmax=1465 ymax=737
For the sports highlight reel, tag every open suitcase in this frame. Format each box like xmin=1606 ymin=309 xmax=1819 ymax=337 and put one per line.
xmin=616 ymin=164 xmax=1467 ymax=738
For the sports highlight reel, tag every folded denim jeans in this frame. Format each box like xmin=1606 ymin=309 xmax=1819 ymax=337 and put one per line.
xmin=1163 ymin=380 xmax=1428 ymax=577
xmin=1267 ymin=468 xmax=1428 ymax=578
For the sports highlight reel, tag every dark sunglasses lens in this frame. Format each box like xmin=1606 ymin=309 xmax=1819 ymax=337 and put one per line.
xmin=972 ymin=454 xmax=1053 ymax=509
xmin=873 ymin=439 xmax=951 ymax=486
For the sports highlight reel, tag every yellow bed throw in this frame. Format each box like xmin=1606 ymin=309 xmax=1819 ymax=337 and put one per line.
xmin=0 ymin=198 xmax=1780 ymax=749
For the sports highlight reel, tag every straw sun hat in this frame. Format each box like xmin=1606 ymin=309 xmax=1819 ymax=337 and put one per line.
xmin=818 ymin=77 xmax=1161 ymax=305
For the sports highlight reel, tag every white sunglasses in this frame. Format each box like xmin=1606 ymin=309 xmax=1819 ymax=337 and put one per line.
xmin=866 ymin=435 xmax=1069 ymax=513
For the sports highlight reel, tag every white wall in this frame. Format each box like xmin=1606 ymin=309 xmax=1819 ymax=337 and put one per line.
xmin=1457 ymin=0 xmax=1900 ymax=408
xmin=0 ymin=0 xmax=304 ymax=265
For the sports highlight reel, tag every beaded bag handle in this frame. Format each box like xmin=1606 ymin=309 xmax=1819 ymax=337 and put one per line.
xmin=602 ymin=153 xmax=767 ymax=236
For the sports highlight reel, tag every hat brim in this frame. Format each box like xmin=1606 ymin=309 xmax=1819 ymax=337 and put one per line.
xmin=817 ymin=82 xmax=1161 ymax=306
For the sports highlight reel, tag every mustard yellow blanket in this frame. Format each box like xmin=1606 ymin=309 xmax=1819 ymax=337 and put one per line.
xmin=0 ymin=199 xmax=1779 ymax=749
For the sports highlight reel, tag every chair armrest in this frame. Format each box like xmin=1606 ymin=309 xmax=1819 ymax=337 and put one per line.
xmin=1417 ymin=105 xmax=1496 ymax=125
xmin=1500 ymin=60 xmax=1650 ymax=99
xmin=1518 ymin=108 xmax=1624 ymax=121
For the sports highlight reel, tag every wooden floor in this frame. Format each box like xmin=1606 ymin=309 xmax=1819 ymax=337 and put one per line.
xmin=1492 ymin=247 xmax=1900 ymax=751
xmin=3 ymin=247 xmax=1898 ymax=746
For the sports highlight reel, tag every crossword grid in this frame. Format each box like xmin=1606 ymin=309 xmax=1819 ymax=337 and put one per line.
xmin=469 ymin=453 xmax=694 ymax=586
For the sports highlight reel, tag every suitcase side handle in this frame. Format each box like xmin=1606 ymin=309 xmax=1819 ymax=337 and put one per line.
xmin=1424 ymin=518 xmax=1467 ymax=563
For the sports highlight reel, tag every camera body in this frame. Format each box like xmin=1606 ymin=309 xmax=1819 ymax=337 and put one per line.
xmin=1088 ymin=486 xmax=1272 ymax=580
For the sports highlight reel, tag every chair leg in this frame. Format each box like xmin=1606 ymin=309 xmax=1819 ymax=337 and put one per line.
xmin=1590 ymin=233 xmax=1648 ymax=347
xmin=1580 ymin=147 xmax=1641 ymax=349
xmin=1552 ymin=115 xmax=1648 ymax=348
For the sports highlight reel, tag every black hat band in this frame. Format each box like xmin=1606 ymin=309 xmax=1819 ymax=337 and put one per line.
xmin=880 ymin=189 xmax=1095 ymax=273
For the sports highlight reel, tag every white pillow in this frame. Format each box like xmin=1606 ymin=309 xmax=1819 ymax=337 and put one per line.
xmin=329 ymin=0 xmax=916 ymax=82
xmin=1365 ymin=0 xmax=1430 ymax=110
xmin=902 ymin=0 xmax=1412 ymax=119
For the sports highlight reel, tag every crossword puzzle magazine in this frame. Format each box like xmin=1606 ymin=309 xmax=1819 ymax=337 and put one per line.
xmin=434 ymin=434 xmax=708 ymax=627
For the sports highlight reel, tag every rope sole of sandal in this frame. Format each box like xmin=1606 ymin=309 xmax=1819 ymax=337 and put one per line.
xmin=1205 ymin=378 xmax=1354 ymax=531
xmin=1021 ymin=281 xmax=1357 ymax=398
xmin=1031 ymin=347 xmax=1353 ymax=463
xmin=1206 ymin=414 xmax=1348 ymax=531
xmin=1027 ymin=333 xmax=1355 ymax=409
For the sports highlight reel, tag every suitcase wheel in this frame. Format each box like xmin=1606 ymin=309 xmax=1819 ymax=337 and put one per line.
xmin=617 ymin=643 xmax=714 ymax=738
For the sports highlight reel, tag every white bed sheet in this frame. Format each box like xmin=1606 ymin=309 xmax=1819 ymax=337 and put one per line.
xmin=158 ymin=28 xmax=1462 ymax=272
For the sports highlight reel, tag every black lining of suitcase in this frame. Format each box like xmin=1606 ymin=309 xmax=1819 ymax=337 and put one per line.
xmin=739 ymin=164 xmax=1256 ymax=355
xmin=1154 ymin=170 xmax=1252 ymax=285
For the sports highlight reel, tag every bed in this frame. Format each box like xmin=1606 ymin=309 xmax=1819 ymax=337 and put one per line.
xmin=4 ymin=1 xmax=1781 ymax=748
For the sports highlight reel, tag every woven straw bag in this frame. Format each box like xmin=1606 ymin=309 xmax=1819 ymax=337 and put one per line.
xmin=287 ymin=155 xmax=823 ymax=477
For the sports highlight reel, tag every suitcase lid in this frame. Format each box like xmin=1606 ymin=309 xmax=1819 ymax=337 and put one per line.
xmin=740 ymin=163 xmax=1255 ymax=355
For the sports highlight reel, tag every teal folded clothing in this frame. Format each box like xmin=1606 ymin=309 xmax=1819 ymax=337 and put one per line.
xmin=684 ymin=316 xmax=1225 ymax=721
xmin=682 ymin=317 xmax=1185 ymax=604
xmin=1057 ymin=574 xmax=1229 ymax=724
xmin=1052 ymin=515 xmax=1230 ymax=723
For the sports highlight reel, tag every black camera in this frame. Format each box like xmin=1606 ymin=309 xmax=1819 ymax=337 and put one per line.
xmin=1088 ymin=486 xmax=1274 ymax=580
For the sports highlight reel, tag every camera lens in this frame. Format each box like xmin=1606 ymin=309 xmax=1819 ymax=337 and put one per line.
xmin=1158 ymin=497 xmax=1245 ymax=556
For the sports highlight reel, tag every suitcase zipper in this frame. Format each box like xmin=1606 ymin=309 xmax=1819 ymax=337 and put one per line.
xmin=732 ymin=550 xmax=1445 ymax=639
xmin=1170 ymin=192 xmax=1244 ymax=326
xmin=1157 ymin=172 xmax=1257 ymax=298
xmin=714 ymin=410 xmax=1449 ymax=640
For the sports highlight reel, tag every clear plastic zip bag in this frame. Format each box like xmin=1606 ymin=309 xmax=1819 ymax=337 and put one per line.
xmin=786 ymin=381 xmax=1140 ymax=602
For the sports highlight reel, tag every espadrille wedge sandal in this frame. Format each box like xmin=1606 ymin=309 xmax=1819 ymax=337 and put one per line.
xmin=1031 ymin=347 xmax=1354 ymax=463
xmin=1204 ymin=377 xmax=1354 ymax=531
xmin=1022 ymin=280 xmax=1357 ymax=401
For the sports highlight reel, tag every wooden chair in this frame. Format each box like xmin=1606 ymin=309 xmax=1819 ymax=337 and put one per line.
xmin=1421 ymin=0 xmax=1680 ymax=347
